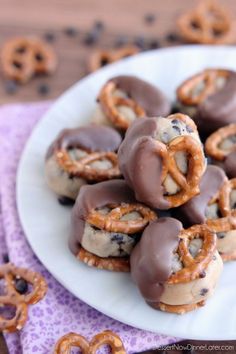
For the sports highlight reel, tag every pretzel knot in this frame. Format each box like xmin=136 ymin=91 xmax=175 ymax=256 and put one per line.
xmin=87 ymin=203 xmax=157 ymax=234
xmin=56 ymin=149 xmax=121 ymax=181
xmin=160 ymin=135 xmax=205 ymax=208
xmin=206 ymin=178 xmax=236 ymax=232
xmin=168 ymin=224 xmax=216 ymax=285
xmin=177 ymin=0 xmax=234 ymax=44
xmin=177 ymin=69 xmax=230 ymax=106
xmin=205 ymin=124 xmax=236 ymax=161
xmin=1 ymin=37 xmax=57 ymax=83
xmin=54 ymin=330 xmax=126 ymax=354
xmin=0 ymin=263 xmax=47 ymax=332
xmin=98 ymin=81 xmax=145 ymax=130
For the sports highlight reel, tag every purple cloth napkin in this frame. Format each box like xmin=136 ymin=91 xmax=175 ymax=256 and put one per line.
xmin=0 ymin=101 xmax=178 ymax=354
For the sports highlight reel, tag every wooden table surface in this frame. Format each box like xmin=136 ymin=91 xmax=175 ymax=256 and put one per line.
xmin=1 ymin=0 xmax=236 ymax=352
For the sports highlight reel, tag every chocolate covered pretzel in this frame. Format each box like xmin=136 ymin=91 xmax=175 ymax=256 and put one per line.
xmin=70 ymin=179 xmax=157 ymax=272
xmin=45 ymin=126 xmax=122 ymax=200
xmin=118 ymin=113 xmax=205 ymax=209
xmin=176 ymin=69 xmax=236 ymax=136
xmin=131 ymin=218 xmax=223 ymax=314
xmin=94 ymin=75 xmax=171 ymax=131
xmin=205 ymin=124 xmax=236 ymax=178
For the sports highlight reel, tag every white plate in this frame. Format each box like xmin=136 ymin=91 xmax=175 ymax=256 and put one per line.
xmin=17 ymin=46 xmax=236 ymax=340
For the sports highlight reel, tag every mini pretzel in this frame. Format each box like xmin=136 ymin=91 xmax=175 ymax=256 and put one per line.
xmin=89 ymin=46 xmax=139 ymax=72
xmin=1 ymin=37 xmax=57 ymax=83
xmin=56 ymin=149 xmax=121 ymax=181
xmin=160 ymin=135 xmax=205 ymax=208
xmin=0 ymin=263 xmax=47 ymax=332
xmin=205 ymin=124 xmax=236 ymax=161
xmin=87 ymin=203 xmax=157 ymax=234
xmin=177 ymin=69 xmax=230 ymax=106
xmin=178 ymin=0 xmax=234 ymax=44
xmin=54 ymin=330 xmax=126 ymax=354
xmin=168 ymin=224 xmax=216 ymax=284
xmin=156 ymin=300 xmax=206 ymax=315
xmin=98 ymin=81 xmax=145 ymax=130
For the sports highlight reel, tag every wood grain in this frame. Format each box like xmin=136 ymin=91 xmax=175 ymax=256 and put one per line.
xmin=0 ymin=0 xmax=236 ymax=352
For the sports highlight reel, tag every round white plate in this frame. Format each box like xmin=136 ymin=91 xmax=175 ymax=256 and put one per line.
xmin=17 ymin=46 xmax=236 ymax=340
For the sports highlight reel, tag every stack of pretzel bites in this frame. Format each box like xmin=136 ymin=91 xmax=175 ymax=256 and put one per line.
xmin=45 ymin=69 xmax=236 ymax=317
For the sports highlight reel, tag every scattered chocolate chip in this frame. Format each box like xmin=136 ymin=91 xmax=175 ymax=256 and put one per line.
xmin=14 ymin=278 xmax=28 ymax=295
xmin=2 ymin=253 xmax=9 ymax=264
xmin=199 ymin=270 xmax=206 ymax=278
xmin=4 ymin=80 xmax=18 ymax=95
xmin=200 ymin=288 xmax=208 ymax=296
xmin=58 ymin=196 xmax=74 ymax=206
xmin=133 ymin=36 xmax=147 ymax=50
xmin=144 ymin=13 xmax=156 ymax=25
xmin=83 ymin=31 xmax=99 ymax=45
xmin=64 ymin=26 xmax=78 ymax=37
xmin=44 ymin=32 xmax=56 ymax=43
xmin=166 ymin=32 xmax=180 ymax=43
xmin=114 ymin=35 xmax=129 ymax=48
xmin=37 ymin=83 xmax=50 ymax=96
xmin=148 ymin=38 xmax=160 ymax=49
xmin=94 ymin=20 xmax=104 ymax=31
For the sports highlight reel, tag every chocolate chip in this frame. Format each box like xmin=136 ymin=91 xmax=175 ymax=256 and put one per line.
xmin=14 ymin=278 xmax=28 ymax=295
xmin=199 ymin=270 xmax=206 ymax=278
xmin=114 ymin=35 xmax=129 ymax=48
xmin=58 ymin=196 xmax=74 ymax=206
xmin=172 ymin=125 xmax=181 ymax=134
xmin=94 ymin=20 xmax=104 ymax=31
xmin=2 ymin=253 xmax=9 ymax=263
xmin=217 ymin=232 xmax=225 ymax=239
xmin=83 ymin=31 xmax=99 ymax=45
xmin=111 ymin=233 xmax=124 ymax=244
xmin=200 ymin=288 xmax=208 ymax=296
xmin=144 ymin=13 xmax=156 ymax=25
xmin=37 ymin=83 xmax=50 ymax=96
xmin=166 ymin=32 xmax=180 ymax=42
xmin=4 ymin=80 xmax=18 ymax=95
xmin=133 ymin=36 xmax=147 ymax=50
xmin=148 ymin=39 xmax=160 ymax=49
xmin=44 ymin=32 xmax=56 ymax=42
xmin=186 ymin=125 xmax=194 ymax=133
xmin=64 ymin=26 xmax=78 ymax=37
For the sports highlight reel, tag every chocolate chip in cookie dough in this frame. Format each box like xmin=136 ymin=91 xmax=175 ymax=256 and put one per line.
xmin=58 ymin=196 xmax=74 ymax=206
xmin=172 ymin=124 xmax=182 ymax=135
xmin=200 ymin=288 xmax=208 ymax=296
xmin=111 ymin=233 xmax=125 ymax=244
xmin=217 ymin=232 xmax=225 ymax=239
xmin=186 ymin=125 xmax=194 ymax=133
xmin=14 ymin=278 xmax=28 ymax=295
xmin=199 ymin=270 xmax=206 ymax=278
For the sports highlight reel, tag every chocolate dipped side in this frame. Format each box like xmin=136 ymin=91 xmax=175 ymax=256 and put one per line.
xmin=46 ymin=125 xmax=122 ymax=159
xmin=176 ymin=165 xmax=226 ymax=226
xmin=110 ymin=75 xmax=171 ymax=117
xmin=196 ymin=71 xmax=236 ymax=135
xmin=118 ymin=117 xmax=170 ymax=210
xmin=69 ymin=179 xmax=137 ymax=254
xmin=130 ymin=217 xmax=181 ymax=304
xmin=223 ymin=151 xmax=236 ymax=178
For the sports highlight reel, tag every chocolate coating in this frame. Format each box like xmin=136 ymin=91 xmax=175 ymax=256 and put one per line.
xmin=196 ymin=71 xmax=236 ymax=135
xmin=69 ymin=179 xmax=137 ymax=254
xmin=130 ymin=217 xmax=181 ymax=303
xmin=46 ymin=125 xmax=122 ymax=159
xmin=109 ymin=75 xmax=171 ymax=117
xmin=223 ymin=151 xmax=236 ymax=178
xmin=176 ymin=165 xmax=226 ymax=226
xmin=118 ymin=117 xmax=170 ymax=210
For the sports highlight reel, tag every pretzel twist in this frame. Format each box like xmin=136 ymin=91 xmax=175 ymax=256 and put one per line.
xmin=205 ymin=124 xmax=236 ymax=161
xmin=98 ymin=81 xmax=145 ymax=130
xmin=87 ymin=203 xmax=157 ymax=234
xmin=0 ymin=263 xmax=47 ymax=332
xmin=168 ymin=224 xmax=216 ymax=284
xmin=178 ymin=0 xmax=234 ymax=44
xmin=54 ymin=330 xmax=126 ymax=354
xmin=56 ymin=149 xmax=121 ymax=181
xmin=177 ymin=69 xmax=230 ymax=106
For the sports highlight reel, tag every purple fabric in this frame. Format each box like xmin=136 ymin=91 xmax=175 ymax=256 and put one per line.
xmin=0 ymin=101 xmax=179 ymax=354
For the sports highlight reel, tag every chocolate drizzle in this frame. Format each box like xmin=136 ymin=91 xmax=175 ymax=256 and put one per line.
xmin=46 ymin=125 xmax=122 ymax=159
xmin=110 ymin=75 xmax=171 ymax=117
xmin=176 ymin=165 xmax=226 ymax=226
xmin=196 ymin=71 xmax=236 ymax=135
xmin=118 ymin=117 xmax=170 ymax=209
xmin=130 ymin=217 xmax=181 ymax=304
xmin=69 ymin=180 xmax=137 ymax=254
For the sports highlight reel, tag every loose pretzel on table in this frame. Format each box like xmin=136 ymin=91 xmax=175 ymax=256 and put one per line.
xmin=205 ymin=124 xmax=236 ymax=161
xmin=98 ymin=81 xmax=146 ymax=131
xmin=177 ymin=69 xmax=230 ymax=106
xmin=54 ymin=330 xmax=126 ymax=354
xmin=177 ymin=0 xmax=235 ymax=44
xmin=56 ymin=149 xmax=121 ymax=181
xmin=0 ymin=263 xmax=47 ymax=332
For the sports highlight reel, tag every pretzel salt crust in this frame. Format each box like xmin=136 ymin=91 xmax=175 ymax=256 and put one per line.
xmin=178 ymin=0 xmax=235 ymax=44
xmin=89 ymin=46 xmax=139 ymax=72
xmin=177 ymin=69 xmax=230 ymax=106
xmin=1 ymin=37 xmax=57 ymax=83
xmin=0 ymin=263 xmax=47 ymax=332
xmin=54 ymin=330 xmax=126 ymax=354
xmin=205 ymin=124 xmax=236 ymax=161
xmin=98 ymin=81 xmax=145 ymax=131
